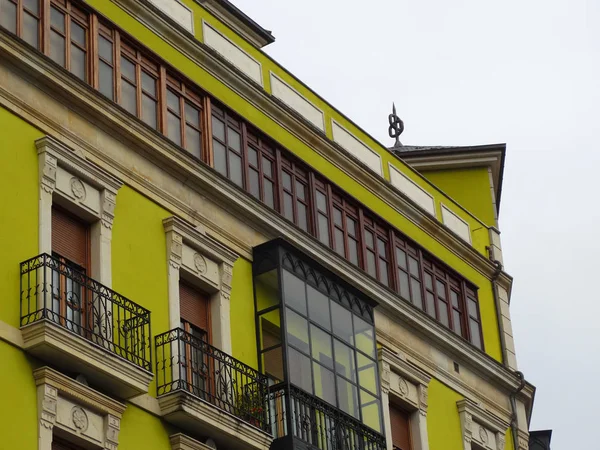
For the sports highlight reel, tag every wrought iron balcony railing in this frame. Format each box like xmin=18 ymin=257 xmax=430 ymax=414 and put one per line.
xmin=155 ymin=328 xmax=271 ymax=432
xmin=20 ymin=253 xmax=152 ymax=371
xmin=269 ymin=384 xmax=386 ymax=450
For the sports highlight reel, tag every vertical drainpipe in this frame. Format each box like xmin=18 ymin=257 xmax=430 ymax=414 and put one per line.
xmin=491 ymin=259 xmax=525 ymax=450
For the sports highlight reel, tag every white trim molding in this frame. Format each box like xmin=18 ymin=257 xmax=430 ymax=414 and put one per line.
xmin=441 ymin=203 xmax=472 ymax=245
xmin=331 ymin=119 xmax=383 ymax=176
xmin=37 ymin=135 xmax=123 ymax=287
xmin=163 ymin=216 xmax=238 ymax=353
xmin=379 ymin=347 xmax=431 ymax=450
xmin=34 ymin=366 xmax=126 ymax=450
xmin=457 ymin=399 xmax=510 ymax=450
xmin=147 ymin=0 xmax=194 ymax=33
xmin=388 ymin=163 xmax=436 ymax=217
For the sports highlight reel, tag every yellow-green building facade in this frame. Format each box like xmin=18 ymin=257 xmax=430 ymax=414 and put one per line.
xmin=0 ymin=1 xmax=537 ymax=450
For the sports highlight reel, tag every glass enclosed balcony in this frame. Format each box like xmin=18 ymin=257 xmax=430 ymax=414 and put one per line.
xmin=253 ymin=239 xmax=386 ymax=450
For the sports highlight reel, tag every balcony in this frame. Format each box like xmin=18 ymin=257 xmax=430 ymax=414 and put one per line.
xmin=19 ymin=253 xmax=153 ymax=399
xmin=155 ymin=328 xmax=273 ymax=450
xmin=269 ymin=385 xmax=386 ymax=450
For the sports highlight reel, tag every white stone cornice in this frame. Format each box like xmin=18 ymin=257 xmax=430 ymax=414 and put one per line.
xmin=169 ymin=433 xmax=213 ymax=450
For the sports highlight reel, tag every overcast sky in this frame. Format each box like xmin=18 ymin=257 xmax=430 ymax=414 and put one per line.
xmin=234 ymin=0 xmax=600 ymax=447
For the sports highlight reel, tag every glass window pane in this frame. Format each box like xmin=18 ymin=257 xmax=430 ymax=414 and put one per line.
xmin=452 ymin=310 xmax=462 ymax=335
xmin=333 ymin=208 xmax=342 ymax=227
xmin=282 ymin=270 xmax=307 ymax=315
xmin=248 ymin=169 xmax=259 ymax=198
xmin=425 ymin=272 xmax=433 ymax=290
xmin=142 ymin=95 xmax=157 ymax=129
xmin=185 ymin=126 xmax=201 ymax=159
xmin=331 ymin=301 xmax=353 ymax=345
xmin=229 ymin=151 xmax=242 ymax=186
xmin=264 ymin=180 xmax=274 ymax=208
xmin=469 ymin=319 xmax=482 ymax=348
xmin=167 ymin=89 xmax=179 ymax=112
xmin=255 ymin=269 xmax=280 ymax=313
xmin=120 ymin=80 xmax=136 ymax=115
xmin=366 ymin=251 xmax=376 ymax=278
xmin=227 ymin=127 xmax=240 ymax=152
xmin=282 ymin=172 xmax=291 ymax=190
xmin=70 ymin=45 xmax=85 ymax=80
xmin=167 ymin=111 xmax=181 ymax=145
xmin=348 ymin=239 xmax=358 ymax=265
xmin=23 ymin=13 xmax=39 ymax=48
xmin=318 ymin=213 xmax=329 ymax=245
xmin=396 ymin=248 xmax=407 ymax=270
xmin=286 ymin=308 xmax=309 ymax=354
xmin=398 ymin=270 xmax=410 ymax=300
xmin=438 ymin=301 xmax=449 ymax=327
xmin=212 ymin=116 xmax=225 ymax=140
xmin=347 ymin=217 xmax=356 ymax=236
xmin=141 ymin=71 xmax=155 ymax=94
xmin=334 ymin=229 xmax=344 ymax=257
xmin=213 ymin=140 xmax=226 ymax=176
xmin=316 ymin=191 xmax=327 ymax=212
xmin=408 ymin=256 xmax=420 ymax=277
xmin=23 ymin=0 xmax=38 ymax=14
xmin=99 ymin=36 xmax=112 ymax=62
xmin=411 ymin=279 xmax=423 ymax=309
xmin=336 ymin=376 xmax=359 ymax=418
xmin=377 ymin=238 xmax=386 ymax=256
xmin=296 ymin=181 xmax=305 ymax=201
xmin=263 ymin=346 xmax=283 ymax=383
xmin=283 ymin=192 xmax=293 ymax=221
xmin=468 ymin=298 xmax=478 ymax=317
xmin=334 ymin=339 xmax=356 ymax=383
xmin=313 ymin=363 xmax=335 ymax=406
xmin=50 ymin=31 xmax=65 ymax=66
xmin=120 ymin=56 xmax=135 ymax=81
xmin=184 ymin=102 xmax=199 ymax=126
xmin=310 ymin=325 xmax=333 ymax=368
xmin=307 ymin=285 xmax=330 ymax=331
xmin=297 ymin=203 xmax=308 ymax=232
xmin=357 ymin=353 xmax=378 ymax=394
xmin=98 ymin=61 xmax=114 ymax=99
xmin=426 ymin=292 xmax=436 ymax=318
xmin=70 ymin=20 xmax=85 ymax=46
xmin=450 ymin=291 xmax=459 ymax=308
xmin=0 ymin=0 xmax=17 ymax=33
xmin=50 ymin=7 xmax=64 ymax=32
xmin=437 ymin=280 xmax=447 ymax=299
xmin=247 ymin=147 xmax=258 ymax=167
xmin=364 ymin=230 xmax=374 ymax=249
xmin=353 ymin=316 xmax=375 ymax=358
xmin=380 ymin=260 xmax=389 ymax=286
xmin=360 ymin=390 xmax=381 ymax=432
xmin=262 ymin=157 xmax=273 ymax=175
xmin=288 ymin=347 xmax=312 ymax=393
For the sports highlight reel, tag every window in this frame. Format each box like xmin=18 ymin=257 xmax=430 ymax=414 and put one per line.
xmin=165 ymin=75 xmax=204 ymax=159
xmin=279 ymin=156 xmax=309 ymax=232
xmin=390 ymin=404 xmax=412 ymax=450
xmin=246 ymin=129 xmax=276 ymax=208
xmin=97 ymin=22 xmax=116 ymax=100
xmin=362 ymin=215 xmax=390 ymax=287
xmin=49 ymin=0 xmax=89 ymax=81
xmin=211 ymin=105 xmax=243 ymax=186
xmin=52 ymin=436 xmax=86 ymax=450
xmin=314 ymin=178 xmax=331 ymax=247
xmin=332 ymin=192 xmax=360 ymax=265
xmin=394 ymin=236 xmax=424 ymax=311
xmin=0 ymin=0 xmax=41 ymax=48
xmin=466 ymin=286 xmax=483 ymax=349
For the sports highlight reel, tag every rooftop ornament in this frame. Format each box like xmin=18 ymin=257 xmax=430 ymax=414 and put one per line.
xmin=388 ymin=103 xmax=404 ymax=147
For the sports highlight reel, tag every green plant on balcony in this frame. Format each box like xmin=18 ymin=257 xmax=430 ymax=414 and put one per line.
xmin=236 ymin=385 xmax=265 ymax=428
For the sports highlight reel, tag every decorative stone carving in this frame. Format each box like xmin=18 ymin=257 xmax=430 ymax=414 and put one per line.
xmin=457 ymin=399 xmax=510 ymax=450
xmin=194 ymin=253 xmax=207 ymax=273
xmin=398 ymin=377 xmax=409 ymax=396
xmin=498 ymin=434 xmax=506 ymax=450
xmin=72 ymin=406 xmax=89 ymax=431
xmin=70 ymin=177 xmax=86 ymax=201
xmin=479 ymin=425 xmax=488 ymax=445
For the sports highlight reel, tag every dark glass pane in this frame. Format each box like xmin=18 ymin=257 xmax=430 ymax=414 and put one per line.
xmin=377 ymin=238 xmax=386 ymax=256
xmin=408 ymin=256 xmax=419 ymax=277
xmin=185 ymin=126 xmax=201 ymax=158
xmin=334 ymin=339 xmax=356 ymax=383
xmin=99 ymin=36 xmax=113 ymax=63
xmin=142 ymin=95 xmax=157 ymax=128
xmin=50 ymin=31 xmax=65 ymax=66
xmin=424 ymin=272 xmax=433 ymax=290
xmin=307 ymin=285 xmax=330 ymax=331
xmin=334 ymin=229 xmax=344 ymax=257
xmin=318 ymin=213 xmax=329 ymax=245
xmin=396 ymin=248 xmax=407 ymax=270
xmin=262 ymin=157 xmax=272 ymax=175
xmin=333 ymin=208 xmax=342 ymax=227
xmin=70 ymin=45 xmax=85 ymax=80
xmin=185 ymin=102 xmax=199 ymax=127
xmin=0 ymin=0 xmax=17 ymax=33
xmin=50 ymin=6 xmax=64 ymax=32
xmin=264 ymin=180 xmax=274 ymax=208
xmin=316 ymin=190 xmax=327 ymax=211
xmin=286 ymin=308 xmax=310 ymax=354
xmin=248 ymin=169 xmax=259 ymax=198
xmin=336 ymin=376 xmax=359 ymax=418
xmin=167 ymin=111 xmax=181 ymax=145
xmin=436 ymin=280 xmax=447 ymax=299
xmin=229 ymin=151 xmax=242 ymax=186
xmin=227 ymin=127 xmax=240 ymax=152
xmin=360 ymin=390 xmax=382 ymax=432
xmin=247 ymin=147 xmax=258 ymax=167
xmin=70 ymin=20 xmax=85 ymax=46
xmin=141 ymin=71 xmax=155 ymax=94
xmin=282 ymin=171 xmax=291 ymax=190
xmin=313 ymin=363 xmax=336 ymax=406
xmin=411 ymin=279 xmax=423 ymax=309
xmin=348 ymin=239 xmax=358 ymax=265
xmin=213 ymin=140 xmax=226 ymax=175
xmin=452 ymin=310 xmax=462 ymax=335
xmin=263 ymin=346 xmax=283 ymax=382
xmin=426 ymin=292 xmax=436 ymax=318
xmin=468 ymin=298 xmax=478 ymax=317
xmin=438 ymin=301 xmax=449 ymax=327
xmin=23 ymin=13 xmax=38 ymax=48
xmin=364 ymin=230 xmax=374 ymax=248
xmin=23 ymin=0 xmax=38 ymax=14
xmin=379 ymin=260 xmax=389 ymax=286
xmin=297 ymin=203 xmax=308 ymax=232
xmin=296 ymin=181 xmax=305 ymax=200
xmin=450 ymin=291 xmax=459 ymax=308
xmin=469 ymin=319 xmax=482 ymax=348
xmin=120 ymin=56 xmax=135 ymax=81
xmin=398 ymin=270 xmax=410 ymax=300
xmin=99 ymin=61 xmax=114 ymax=99
xmin=353 ymin=316 xmax=375 ymax=358
xmin=282 ymin=270 xmax=307 ymax=315
xmin=283 ymin=192 xmax=293 ymax=221
xmin=331 ymin=301 xmax=353 ymax=345
xmin=366 ymin=251 xmax=376 ymax=278
xmin=167 ymin=89 xmax=179 ymax=112
xmin=347 ymin=217 xmax=356 ymax=236
xmin=310 ymin=325 xmax=333 ymax=368
xmin=357 ymin=352 xmax=378 ymax=394
xmin=121 ymin=80 xmax=136 ymax=115
xmin=212 ymin=116 xmax=225 ymax=140
xmin=288 ymin=347 xmax=312 ymax=393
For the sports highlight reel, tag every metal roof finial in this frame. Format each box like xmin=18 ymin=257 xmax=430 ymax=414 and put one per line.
xmin=388 ymin=103 xmax=404 ymax=147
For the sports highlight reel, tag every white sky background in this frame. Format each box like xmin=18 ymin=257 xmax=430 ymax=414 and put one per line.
xmin=233 ymin=0 xmax=600 ymax=447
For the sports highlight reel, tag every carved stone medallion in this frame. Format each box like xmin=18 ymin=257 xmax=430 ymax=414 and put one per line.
xmin=71 ymin=406 xmax=88 ymax=432
xmin=70 ymin=177 xmax=86 ymax=201
xmin=194 ymin=253 xmax=207 ymax=274
xmin=398 ymin=377 xmax=409 ymax=396
xmin=479 ymin=426 xmax=488 ymax=445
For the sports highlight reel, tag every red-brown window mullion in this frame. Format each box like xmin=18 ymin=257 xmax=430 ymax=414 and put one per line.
xmin=240 ymin=122 xmax=249 ymax=191
xmin=307 ymin=172 xmax=318 ymax=238
xmin=460 ymin=282 xmax=472 ymax=341
xmin=376 ymin=229 xmax=390 ymax=286
xmin=443 ymin=277 xmax=455 ymax=331
xmin=417 ymin=250 xmax=430 ymax=315
xmin=427 ymin=267 xmax=441 ymax=322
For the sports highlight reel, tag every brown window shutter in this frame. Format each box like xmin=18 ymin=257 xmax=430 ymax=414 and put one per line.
xmin=179 ymin=281 xmax=210 ymax=334
xmin=390 ymin=404 xmax=412 ymax=450
xmin=52 ymin=206 xmax=90 ymax=270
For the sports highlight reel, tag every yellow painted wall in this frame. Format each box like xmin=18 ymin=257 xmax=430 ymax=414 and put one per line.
xmin=423 ymin=167 xmax=497 ymax=227
xmin=230 ymin=257 xmax=259 ymax=370
xmin=119 ymin=404 xmax=172 ymax=450
xmin=427 ymin=379 xmax=464 ymax=450
xmin=0 ymin=106 xmax=41 ymax=327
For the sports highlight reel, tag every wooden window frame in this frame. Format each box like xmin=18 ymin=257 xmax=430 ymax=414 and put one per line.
xmin=313 ymin=177 xmax=332 ymax=248
xmin=1 ymin=0 xmax=43 ymax=49
xmin=331 ymin=191 xmax=361 ymax=265
xmin=210 ymin=104 xmax=245 ymax=186
xmin=245 ymin=128 xmax=277 ymax=208
xmin=278 ymin=153 xmax=311 ymax=233
xmin=361 ymin=214 xmax=391 ymax=287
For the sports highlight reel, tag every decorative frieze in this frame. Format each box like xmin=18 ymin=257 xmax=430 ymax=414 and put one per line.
xmin=457 ymin=399 xmax=510 ymax=450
